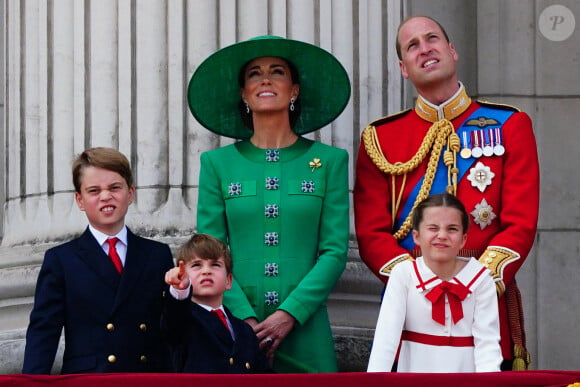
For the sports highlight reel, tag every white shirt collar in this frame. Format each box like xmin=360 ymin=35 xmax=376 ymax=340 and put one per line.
xmin=197 ymin=303 xmax=226 ymax=313
xmin=88 ymin=224 xmax=128 ymax=247
xmin=413 ymin=256 xmax=483 ymax=293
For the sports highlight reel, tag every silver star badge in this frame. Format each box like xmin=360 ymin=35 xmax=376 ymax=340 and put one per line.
xmin=471 ymin=198 xmax=496 ymax=230
xmin=467 ymin=161 xmax=495 ymax=193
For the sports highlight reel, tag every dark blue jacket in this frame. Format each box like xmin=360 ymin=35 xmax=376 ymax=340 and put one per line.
xmin=23 ymin=227 xmax=174 ymax=374
xmin=162 ymin=297 xmax=270 ymax=373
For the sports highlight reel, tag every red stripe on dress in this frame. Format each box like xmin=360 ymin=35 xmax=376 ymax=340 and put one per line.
xmin=402 ymin=330 xmax=475 ymax=347
xmin=412 ymin=261 xmax=427 ymax=291
xmin=413 ymin=261 xmax=439 ymax=291
xmin=466 ymin=267 xmax=488 ymax=289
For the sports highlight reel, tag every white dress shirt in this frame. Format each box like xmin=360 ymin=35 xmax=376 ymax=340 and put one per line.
xmin=88 ymin=224 xmax=128 ymax=267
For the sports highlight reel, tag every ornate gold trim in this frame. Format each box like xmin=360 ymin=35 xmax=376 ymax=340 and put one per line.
xmin=379 ymin=254 xmax=414 ymax=277
xmin=415 ymin=84 xmax=471 ymax=123
xmin=362 ymin=119 xmax=459 ymax=241
xmin=478 ymin=246 xmax=520 ymax=296
xmin=512 ymin=344 xmax=531 ymax=371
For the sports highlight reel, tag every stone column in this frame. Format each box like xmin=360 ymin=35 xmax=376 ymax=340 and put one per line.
xmin=0 ymin=0 xmax=404 ymax=373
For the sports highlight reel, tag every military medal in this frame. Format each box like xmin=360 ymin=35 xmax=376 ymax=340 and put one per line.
xmin=482 ymin=130 xmax=494 ymax=157
xmin=494 ymin=128 xmax=505 ymax=156
xmin=467 ymin=161 xmax=495 ymax=192
xmin=460 ymin=131 xmax=472 ymax=159
xmin=471 ymin=131 xmax=483 ymax=158
xmin=471 ymin=198 xmax=497 ymax=230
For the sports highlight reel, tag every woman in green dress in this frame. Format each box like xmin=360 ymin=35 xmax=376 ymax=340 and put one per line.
xmin=187 ymin=36 xmax=351 ymax=373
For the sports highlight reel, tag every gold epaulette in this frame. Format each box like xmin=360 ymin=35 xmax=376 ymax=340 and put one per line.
xmin=379 ymin=254 xmax=414 ymax=277
xmin=476 ymin=99 xmax=521 ymax=113
xmin=366 ymin=108 xmax=412 ymax=128
xmin=478 ymin=246 xmax=521 ymax=296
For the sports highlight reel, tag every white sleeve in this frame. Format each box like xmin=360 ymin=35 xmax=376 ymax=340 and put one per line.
xmin=472 ymin=272 xmax=503 ymax=372
xmin=367 ymin=263 xmax=409 ymax=372
xmin=169 ymin=285 xmax=190 ymax=300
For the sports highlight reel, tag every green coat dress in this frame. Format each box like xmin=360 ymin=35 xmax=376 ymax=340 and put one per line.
xmin=197 ymin=137 xmax=349 ymax=373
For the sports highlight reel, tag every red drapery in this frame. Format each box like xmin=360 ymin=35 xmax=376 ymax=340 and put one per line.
xmin=2 ymin=371 xmax=580 ymax=387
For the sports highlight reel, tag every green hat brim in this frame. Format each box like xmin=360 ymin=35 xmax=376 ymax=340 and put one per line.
xmin=187 ymin=35 xmax=351 ymax=139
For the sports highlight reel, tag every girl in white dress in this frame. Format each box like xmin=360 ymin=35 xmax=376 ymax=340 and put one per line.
xmin=367 ymin=193 xmax=502 ymax=373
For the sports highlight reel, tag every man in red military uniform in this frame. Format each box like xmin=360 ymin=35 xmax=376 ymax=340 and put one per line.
xmin=354 ymin=16 xmax=539 ymax=370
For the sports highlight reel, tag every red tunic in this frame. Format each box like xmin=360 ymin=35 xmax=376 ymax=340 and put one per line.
xmin=354 ymin=96 xmax=539 ymax=361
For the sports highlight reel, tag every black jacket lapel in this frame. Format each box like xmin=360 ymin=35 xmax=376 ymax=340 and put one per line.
xmin=191 ymin=303 xmax=234 ymax=348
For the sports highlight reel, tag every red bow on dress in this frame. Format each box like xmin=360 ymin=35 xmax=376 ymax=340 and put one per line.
xmin=425 ymin=281 xmax=470 ymax=325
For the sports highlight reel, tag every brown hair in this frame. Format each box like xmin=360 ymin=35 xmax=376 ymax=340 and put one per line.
xmin=72 ymin=147 xmax=133 ymax=193
xmin=412 ymin=193 xmax=469 ymax=233
xmin=395 ymin=15 xmax=451 ymax=60
xmin=176 ymin=233 xmax=233 ymax=275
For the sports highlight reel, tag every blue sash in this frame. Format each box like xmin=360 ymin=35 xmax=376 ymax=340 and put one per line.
xmin=397 ymin=106 xmax=514 ymax=250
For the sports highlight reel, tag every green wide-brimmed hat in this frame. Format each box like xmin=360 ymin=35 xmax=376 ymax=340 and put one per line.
xmin=187 ymin=35 xmax=351 ymax=139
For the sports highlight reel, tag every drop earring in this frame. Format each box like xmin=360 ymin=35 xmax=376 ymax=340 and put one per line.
xmin=290 ymin=98 xmax=295 ymax=112
xmin=244 ymin=101 xmax=250 ymax=114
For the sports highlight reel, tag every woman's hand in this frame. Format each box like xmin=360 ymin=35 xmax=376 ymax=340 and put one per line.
xmin=253 ymin=310 xmax=296 ymax=358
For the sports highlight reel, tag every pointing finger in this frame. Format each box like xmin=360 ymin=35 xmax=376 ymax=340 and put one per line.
xmin=178 ymin=260 xmax=186 ymax=279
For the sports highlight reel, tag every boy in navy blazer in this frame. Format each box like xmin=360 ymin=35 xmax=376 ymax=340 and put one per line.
xmin=163 ymin=233 xmax=269 ymax=373
xmin=22 ymin=147 xmax=174 ymax=374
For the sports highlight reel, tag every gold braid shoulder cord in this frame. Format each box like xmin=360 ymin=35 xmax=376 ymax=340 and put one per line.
xmin=362 ymin=119 xmax=460 ymax=241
